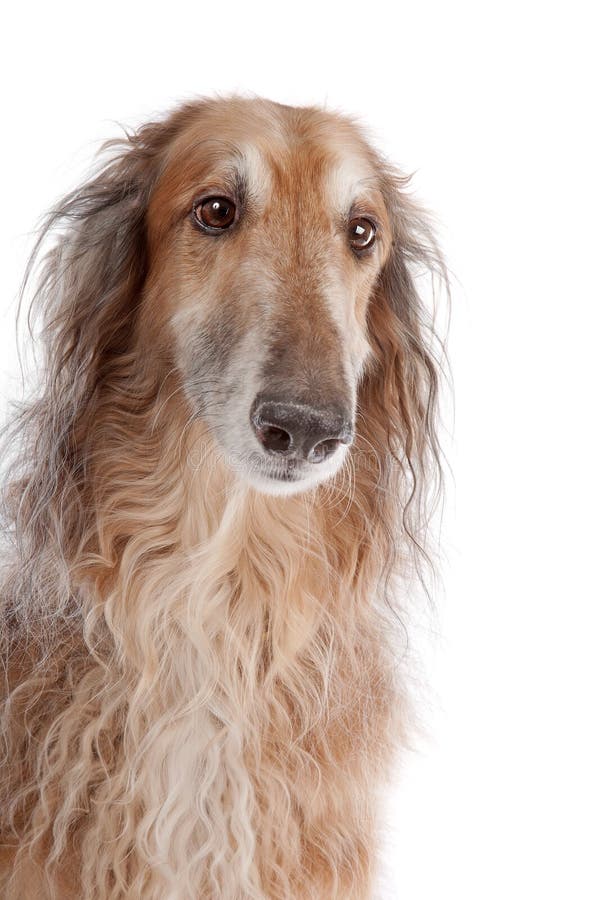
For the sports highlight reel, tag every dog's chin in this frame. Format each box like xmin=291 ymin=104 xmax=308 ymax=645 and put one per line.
xmin=244 ymin=469 xmax=322 ymax=498
xmin=229 ymin=448 xmax=347 ymax=497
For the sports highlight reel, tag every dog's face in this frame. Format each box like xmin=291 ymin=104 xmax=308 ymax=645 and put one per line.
xmin=145 ymin=100 xmax=392 ymax=494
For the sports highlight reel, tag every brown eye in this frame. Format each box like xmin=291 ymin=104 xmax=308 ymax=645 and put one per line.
xmin=348 ymin=216 xmax=376 ymax=252
xmin=193 ymin=197 xmax=236 ymax=231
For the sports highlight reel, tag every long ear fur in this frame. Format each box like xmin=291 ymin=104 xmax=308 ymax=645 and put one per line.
xmin=1 ymin=115 xmax=188 ymax=635
xmin=356 ymin=166 xmax=448 ymax=581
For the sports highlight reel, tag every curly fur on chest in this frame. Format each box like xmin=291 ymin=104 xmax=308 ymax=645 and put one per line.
xmin=1 ymin=423 xmax=400 ymax=899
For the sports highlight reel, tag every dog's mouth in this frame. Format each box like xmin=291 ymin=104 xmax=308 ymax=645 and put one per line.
xmin=238 ymin=448 xmax=347 ymax=495
xmin=247 ymin=452 xmax=307 ymax=483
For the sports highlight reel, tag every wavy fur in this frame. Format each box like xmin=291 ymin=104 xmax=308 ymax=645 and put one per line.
xmin=0 ymin=97 xmax=447 ymax=899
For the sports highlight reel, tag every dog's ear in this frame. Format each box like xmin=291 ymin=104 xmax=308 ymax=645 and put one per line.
xmin=357 ymin=170 xmax=447 ymax=546
xmin=27 ymin=125 xmax=166 ymax=408
xmin=5 ymin=123 xmax=167 ymax=577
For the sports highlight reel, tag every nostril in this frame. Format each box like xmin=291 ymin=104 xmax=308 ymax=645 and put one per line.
xmin=257 ymin=424 xmax=292 ymax=455
xmin=251 ymin=398 xmax=353 ymax=464
xmin=308 ymin=438 xmax=341 ymax=464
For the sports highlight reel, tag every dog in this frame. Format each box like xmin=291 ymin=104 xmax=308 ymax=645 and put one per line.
xmin=0 ymin=96 xmax=445 ymax=899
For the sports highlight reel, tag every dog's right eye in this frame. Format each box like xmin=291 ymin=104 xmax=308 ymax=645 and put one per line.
xmin=193 ymin=197 xmax=237 ymax=232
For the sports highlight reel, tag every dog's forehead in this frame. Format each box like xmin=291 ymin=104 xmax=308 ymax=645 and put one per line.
xmin=243 ymin=139 xmax=378 ymax=213
xmin=165 ymin=102 xmax=381 ymax=211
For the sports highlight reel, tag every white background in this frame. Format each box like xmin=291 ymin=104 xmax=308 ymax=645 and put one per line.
xmin=1 ymin=2 xmax=598 ymax=897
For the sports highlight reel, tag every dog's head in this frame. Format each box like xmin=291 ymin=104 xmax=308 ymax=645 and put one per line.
xmin=141 ymin=99 xmax=396 ymax=494
xmin=34 ymin=97 xmax=443 ymax=501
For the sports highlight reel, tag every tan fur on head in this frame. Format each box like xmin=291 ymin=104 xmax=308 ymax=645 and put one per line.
xmin=0 ymin=97 xmax=447 ymax=899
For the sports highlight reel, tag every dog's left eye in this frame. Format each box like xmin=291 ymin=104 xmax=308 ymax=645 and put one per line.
xmin=193 ymin=197 xmax=237 ymax=231
xmin=348 ymin=217 xmax=377 ymax=252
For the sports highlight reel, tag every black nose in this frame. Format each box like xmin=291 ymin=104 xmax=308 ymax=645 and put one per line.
xmin=251 ymin=400 xmax=353 ymax=464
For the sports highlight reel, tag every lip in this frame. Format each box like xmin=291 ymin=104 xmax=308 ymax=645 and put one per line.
xmin=253 ymin=457 xmax=305 ymax=482
xmin=263 ymin=468 xmax=303 ymax=483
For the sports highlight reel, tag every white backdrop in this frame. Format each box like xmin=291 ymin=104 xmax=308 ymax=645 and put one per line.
xmin=1 ymin=2 xmax=598 ymax=897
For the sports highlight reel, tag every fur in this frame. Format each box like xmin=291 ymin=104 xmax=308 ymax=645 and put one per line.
xmin=0 ymin=97 xmax=446 ymax=898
